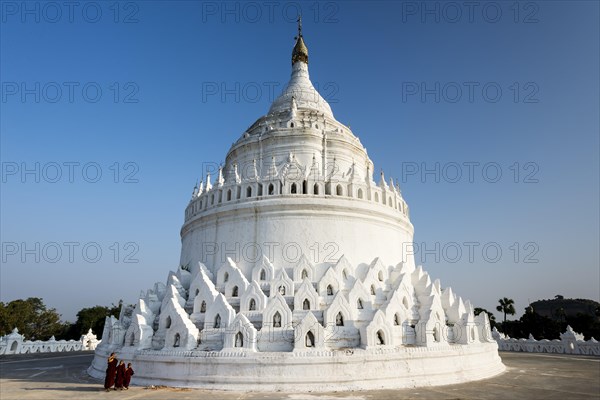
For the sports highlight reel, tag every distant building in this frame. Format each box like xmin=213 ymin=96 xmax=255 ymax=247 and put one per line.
xmin=530 ymin=298 xmax=600 ymax=321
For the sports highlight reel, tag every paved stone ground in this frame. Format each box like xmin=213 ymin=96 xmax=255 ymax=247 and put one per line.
xmin=0 ymin=351 xmax=598 ymax=400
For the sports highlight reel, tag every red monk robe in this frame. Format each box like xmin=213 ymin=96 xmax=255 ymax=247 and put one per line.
xmin=103 ymin=353 xmax=118 ymax=391
xmin=123 ymin=363 xmax=135 ymax=389
xmin=114 ymin=361 xmax=126 ymax=389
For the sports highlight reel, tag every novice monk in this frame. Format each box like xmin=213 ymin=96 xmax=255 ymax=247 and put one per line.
xmin=114 ymin=360 xmax=126 ymax=390
xmin=123 ymin=363 xmax=135 ymax=390
xmin=103 ymin=353 xmax=118 ymax=392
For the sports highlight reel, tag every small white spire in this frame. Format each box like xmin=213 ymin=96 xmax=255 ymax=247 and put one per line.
xmin=226 ymin=163 xmax=241 ymax=184
xmin=328 ymin=155 xmax=337 ymax=180
xmin=205 ymin=172 xmax=212 ymax=191
xmin=234 ymin=163 xmax=241 ymax=184
xmin=252 ymin=159 xmax=259 ymax=181
xmin=290 ymin=95 xmax=297 ymax=119
xmin=217 ymin=166 xmax=224 ymax=187
xmin=267 ymin=155 xmax=278 ymax=179
xmin=309 ymin=153 xmax=320 ymax=180
xmin=379 ymin=169 xmax=388 ymax=189
xmin=348 ymin=159 xmax=357 ymax=182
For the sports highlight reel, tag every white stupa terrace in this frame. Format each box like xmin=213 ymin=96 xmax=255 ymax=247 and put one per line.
xmin=88 ymin=23 xmax=505 ymax=391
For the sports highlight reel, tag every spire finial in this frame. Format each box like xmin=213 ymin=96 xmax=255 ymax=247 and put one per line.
xmin=292 ymin=16 xmax=308 ymax=65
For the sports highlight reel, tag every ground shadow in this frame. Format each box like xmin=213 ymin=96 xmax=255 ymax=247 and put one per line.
xmin=23 ymin=386 xmax=104 ymax=392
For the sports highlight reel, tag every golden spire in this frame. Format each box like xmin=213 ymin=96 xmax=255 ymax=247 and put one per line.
xmin=292 ymin=15 xmax=308 ymax=65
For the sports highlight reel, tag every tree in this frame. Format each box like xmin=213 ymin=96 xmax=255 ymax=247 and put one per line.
xmin=554 ymin=307 xmax=566 ymax=324
xmin=474 ymin=307 xmax=497 ymax=328
xmin=496 ymin=297 xmax=516 ymax=332
xmin=69 ymin=301 xmax=123 ymax=339
xmin=567 ymin=313 xmax=600 ymax=341
xmin=0 ymin=298 xmax=65 ymax=340
xmin=519 ymin=307 xmax=561 ymax=340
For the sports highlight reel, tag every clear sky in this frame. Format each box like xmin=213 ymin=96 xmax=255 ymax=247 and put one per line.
xmin=1 ymin=1 xmax=598 ymax=323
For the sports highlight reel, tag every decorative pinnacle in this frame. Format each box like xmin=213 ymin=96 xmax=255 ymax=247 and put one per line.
xmin=292 ymin=15 xmax=308 ymax=65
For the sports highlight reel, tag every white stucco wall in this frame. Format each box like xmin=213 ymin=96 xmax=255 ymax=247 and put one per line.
xmin=181 ymin=196 xmax=414 ymax=277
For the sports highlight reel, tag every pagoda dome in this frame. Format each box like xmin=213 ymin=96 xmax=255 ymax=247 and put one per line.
xmin=180 ymin=23 xmax=411 ymax=277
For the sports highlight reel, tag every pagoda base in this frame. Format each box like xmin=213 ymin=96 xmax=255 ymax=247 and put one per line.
xmin=88 ymin=342 xmax=504 ymax=392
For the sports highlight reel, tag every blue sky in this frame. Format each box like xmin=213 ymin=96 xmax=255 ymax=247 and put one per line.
xmin=1 ymin=1 xmax=598 ymax=323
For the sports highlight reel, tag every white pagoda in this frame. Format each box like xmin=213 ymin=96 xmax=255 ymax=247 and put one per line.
xmin=89 ymin=23 xmax=504 ymax=391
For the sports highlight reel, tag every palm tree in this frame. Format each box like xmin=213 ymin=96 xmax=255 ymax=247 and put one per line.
xmin=496 ymin=297 xmax=516 ymax=332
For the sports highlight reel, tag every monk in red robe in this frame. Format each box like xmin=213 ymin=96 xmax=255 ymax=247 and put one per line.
xmin=123 ymin=363 xmax=135 ymax=390
xmin=103 ymin=353 xmax=118 ymax=391
xmin=114 ymin=360 xmax=126 ymax=390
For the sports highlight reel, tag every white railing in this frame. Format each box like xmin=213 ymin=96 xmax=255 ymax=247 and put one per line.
xmin=492 ymin=326 xmax=599 ymax=356
xmin=0 ymin=327 xmax=100 ymax=355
